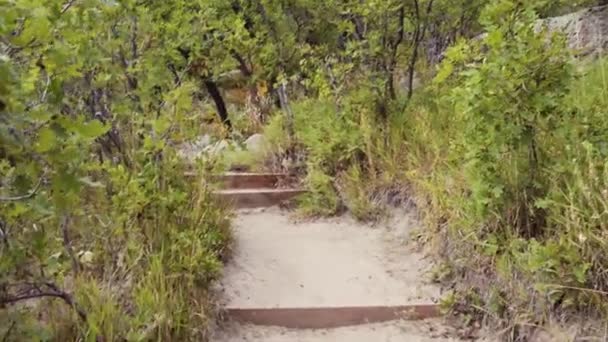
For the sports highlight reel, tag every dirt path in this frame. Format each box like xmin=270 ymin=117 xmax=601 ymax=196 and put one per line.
xmin=215 ymin=320 xmax=462 ymax=341
xmin=212 ymin=207 xmax=465 ymax=341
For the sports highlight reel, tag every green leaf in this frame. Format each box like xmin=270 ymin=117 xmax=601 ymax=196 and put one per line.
xmin=79 ymin=177 xmax=105 ymax=188
xmin=153 ymin=117 xmax=171 ymax=134
xmin=54 ymin=171 xmax=81 ymax=193
xmin=434 ymin=61 xmax=454 ymax=84
xmin=76 ymin=120 xmax=110 ymax=139
xmin=36 ymin=127 xmax=57 ymax=153
xmin=573 ymin=263 xmax=591 ymax=284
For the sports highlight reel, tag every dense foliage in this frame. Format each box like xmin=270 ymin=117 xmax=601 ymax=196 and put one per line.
xmin=420 ymin=2 xmax=608 ymax=334
xmin=255 ymin=0 xmax=608 ymax=339
xmin=0 ymin=1 xmax=231 ymax=340
xmin=2 ymin=0 xmax=607 ymax=340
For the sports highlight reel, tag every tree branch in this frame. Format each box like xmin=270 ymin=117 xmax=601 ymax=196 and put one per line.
xmin=1 ymin=320 xmax=15 ymax=342
xmin=0 ymin=220 xmax=9 ymax=248
xmin=407 ymin=0 xmax=434 ymax=99
xmin=61 ymin=215 xmax=81 ymax=275
xmin=0 ymin=175 xmax=44 ymax=202
xmin=387 ymin=5 xmax=405 ymax=99
xmin=1 ymin=283 xmax=87 ymax=322
xmin=60 ymin=0 xmax=77 ymax=14
xmin=231 ymin=50 xmax=252 ymax=77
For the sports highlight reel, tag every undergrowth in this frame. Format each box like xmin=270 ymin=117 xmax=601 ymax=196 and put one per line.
xmin=255 ymin=2 xmax=608 ymax=338
xmin=260 ymin=90 xmax=395 ymax=220
xmin=398 ymin=5 xmax=608 ymax=338
xmin=1 ymin=146 xmax=232 ymax=341
xmin=0 ymin=2 xmax=232 ymax=340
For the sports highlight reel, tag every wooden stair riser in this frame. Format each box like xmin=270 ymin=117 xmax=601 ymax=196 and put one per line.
xmin=225 ymin=305 xmax=441 ymax=329
xmin=217 ymin=173 xmax=288 ymax=190
xmin=214 ymin=189 xmax=306 ymax=209
xmin=184 ymin=172 xmax=294 ymax=190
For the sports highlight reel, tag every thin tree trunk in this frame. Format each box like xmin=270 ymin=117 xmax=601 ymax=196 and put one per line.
xmin=232 ymin=52 xmax=264 ymax=124
xmin=204 ymin=78 xmax=232 ymax=129
xmin=407 ymin=0 xmax=434 ymax=99
xmin=277 ymin=82 xmax=296 ymax=170
xmin=387 ymin=5 xmax=405 ymax=100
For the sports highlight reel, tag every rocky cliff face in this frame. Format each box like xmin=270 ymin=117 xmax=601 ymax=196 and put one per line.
xmin=541 ymin=5 xmax=608 ymax=57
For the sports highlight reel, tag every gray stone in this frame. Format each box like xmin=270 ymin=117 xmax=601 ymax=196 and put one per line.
xmin=245 ymin=134 xmax=266 ymax=154
xmin=539 ymin=5 xmax=608 ymax=57
xmin=177 ymin=134 xmax=213 ymax=161
xmin=193 ymin=134 xmax=212 ymax=149
xmin=205 ymin=140 xmax=231 ymax=155
xmin=469 ymin=6 xmax=608 ymax=60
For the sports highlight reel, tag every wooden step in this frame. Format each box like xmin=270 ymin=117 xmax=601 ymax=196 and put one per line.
xmin=214 ymin=188 xmax=306 ymax=208
xmin=184 ymin=172 xmax=294 ymax=189
xmin=224 ymin=304 xmax=441 ymax=329
xmin=216 ymin=172 xmax=289 ymax=189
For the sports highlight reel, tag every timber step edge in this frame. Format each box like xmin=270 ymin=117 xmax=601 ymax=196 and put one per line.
xmin=224 ymin=304 xmax=442 ymax=329
xmin=213 ymin=188 xmax=306 ymax=209
xmin=184 ymin=172 xmax=294 ymax=189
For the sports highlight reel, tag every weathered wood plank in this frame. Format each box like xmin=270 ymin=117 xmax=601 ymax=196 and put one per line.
xmin=225 ymin=305 xmax=441 ymax=329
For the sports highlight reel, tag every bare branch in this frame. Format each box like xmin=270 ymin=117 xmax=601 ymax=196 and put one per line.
xmin=231 ymin=50 xmax=253 ymax=77
xmin=40 ymin=73 xmax=51 ymax=103
xmin=0 ymin=220 xmax=8 ymax=248
xmin=1 ymin=320 xmax=15 ymax=342
xmin=2 ymin=291 xmax=67 ymax=305
xmin=407 ymin=0 xmax=435 ymax=99
xmin=387 ymin=5 xmax=405 ymax=99
xmin=0 ymin=175 xmax=44 ymax=202
xmin=60 ymin=0 xmax=77 ymax=14
xmin=1 ymin=283 xmax=87 ymax=322
xmin=61 ymin=215 xmax=81 ymax=275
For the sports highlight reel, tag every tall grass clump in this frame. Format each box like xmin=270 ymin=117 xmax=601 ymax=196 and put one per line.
xmin=260 ymin=85 xmax=396 ymax=220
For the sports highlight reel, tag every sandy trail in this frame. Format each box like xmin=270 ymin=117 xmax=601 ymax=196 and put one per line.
xmin=215 ymin=320 xmax=463 ymax=341
xmin=212 ymin=207 xmax=463 ymax=341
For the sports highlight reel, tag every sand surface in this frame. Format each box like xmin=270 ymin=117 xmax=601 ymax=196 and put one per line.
xmin=218 ymin=208 xmax=440 ymax=308
xmin=214 ymin=319 xmax=464 ymax=342
xmin=209 ymin=208 xmax=475 ymax=341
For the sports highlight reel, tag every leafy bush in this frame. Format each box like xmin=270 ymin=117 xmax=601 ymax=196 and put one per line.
xmin=0 ymin=2 xmax=231 ymax=340
xmin=260 ymin=95 xmax=387 ymax=217
xmin=336 ymin=164 xmax=385 ymax=221
xmin=398 ymin=0 xmax=608 ymax=333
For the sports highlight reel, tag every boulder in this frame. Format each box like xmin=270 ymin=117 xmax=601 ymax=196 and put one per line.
xmin=177 ymin=135 xmax=243 ymax=160
xmin=177 ymin=134 xmax=212 ymax=161
xmin=539 ymin=5 xmax=608 ymax=57
xmin=192 ymin=135 xmax=212 ymax=149
xmin=204 ymin=140 xmax=231 ymax=155
xmin=468 ymin=5 xmax=608 ymax=60
xmin=245 ymin=134 xmax=266 ymax=154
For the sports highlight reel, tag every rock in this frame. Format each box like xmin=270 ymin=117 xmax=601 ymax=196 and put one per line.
xmin=245 ymin=134 xmax=265 ymax=154
xmin=192 ymin=134 xmax=212 ymax=149
xmin=177 ymin=134 xmax=243 ymax=160
xmin=177 ymin=134 xmax=212 ymax=161
xmin=204 ymin=140 xmax=230 ymax=155
xmin=468 ymin=6 xmax=608 ymax=60
xmin=539 ymin=5 xmax=608 ymax=57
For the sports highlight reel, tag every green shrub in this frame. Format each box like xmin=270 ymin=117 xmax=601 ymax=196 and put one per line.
xmin=398 ymin=0 xmax=608 ymax=333
xmin=336 ymin=164 xmax=385 ymax=221
xmin=256 ymin=98 xmax=361 ymax=215
xmin=0 ymin=2 xmax=231 ymax=340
